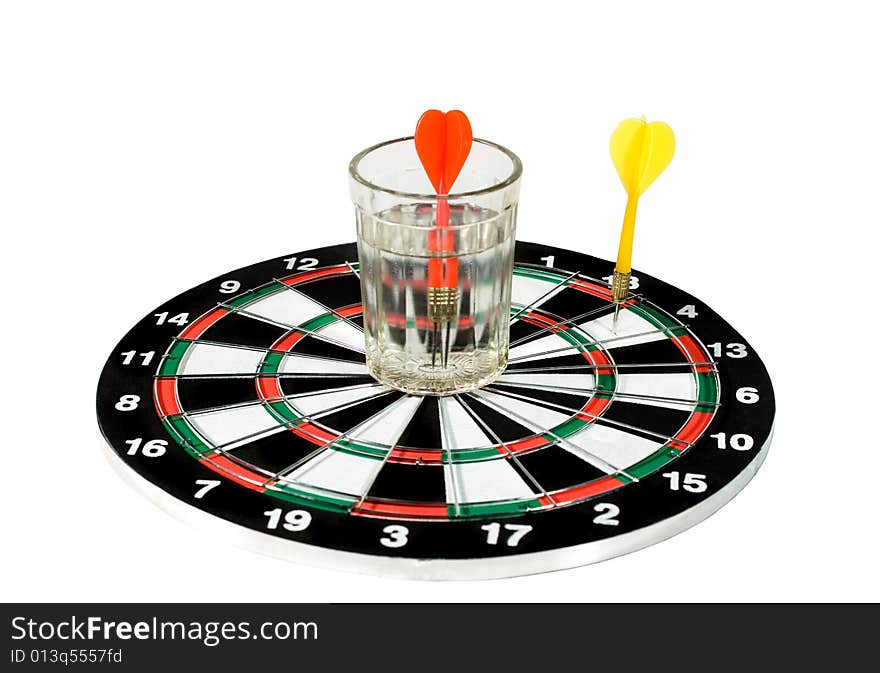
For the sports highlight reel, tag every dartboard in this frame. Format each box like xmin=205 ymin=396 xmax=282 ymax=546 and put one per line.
xmin=97 ymin=241 xmax=774 ymax=579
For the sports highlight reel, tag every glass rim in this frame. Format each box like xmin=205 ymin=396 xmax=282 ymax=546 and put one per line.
xmin=349 ymin=136 xmax=523 ymax=200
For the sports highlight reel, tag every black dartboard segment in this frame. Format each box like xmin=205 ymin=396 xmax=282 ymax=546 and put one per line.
xmin=96 ymin=241 xmax=775 ymax=579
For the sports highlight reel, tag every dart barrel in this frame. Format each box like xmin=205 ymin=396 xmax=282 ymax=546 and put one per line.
xmin=611 ymin=269 xmax=631 ymax=304
xmin=427 ymin=286 xmax=460 ymax=323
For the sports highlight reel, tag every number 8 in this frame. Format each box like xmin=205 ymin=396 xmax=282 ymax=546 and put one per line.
xmin=115 ymin=395 xmax=140 ymax=411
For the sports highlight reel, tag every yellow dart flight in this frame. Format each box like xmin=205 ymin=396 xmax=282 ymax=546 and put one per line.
xmin=609 ymin=117 xmax=675 ymax=327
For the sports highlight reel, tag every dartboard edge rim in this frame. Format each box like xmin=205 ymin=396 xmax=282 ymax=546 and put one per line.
xmin=95 ymin=240 xmax=776 ymax=580
xmin=101 ymin=425 xmax=772 ymax=580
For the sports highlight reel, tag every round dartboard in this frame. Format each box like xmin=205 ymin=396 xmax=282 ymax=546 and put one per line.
xmin=97 ymin=241 xmax=774 ymax=579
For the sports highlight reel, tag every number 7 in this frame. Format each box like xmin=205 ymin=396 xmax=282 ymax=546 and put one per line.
xmin=194 ymin=479 xmax=221 ymax=499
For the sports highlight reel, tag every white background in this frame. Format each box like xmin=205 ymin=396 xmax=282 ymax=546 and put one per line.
xmin=2 ymin=1 xmax=877 ymax=602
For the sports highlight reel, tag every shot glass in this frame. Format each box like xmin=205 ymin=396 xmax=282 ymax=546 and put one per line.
xmin=349 ymin=137 xmax=522 ymax=396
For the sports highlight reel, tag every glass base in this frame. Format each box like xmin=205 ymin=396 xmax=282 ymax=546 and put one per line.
xmin=366 ymin=347 xmax=506 ymax=396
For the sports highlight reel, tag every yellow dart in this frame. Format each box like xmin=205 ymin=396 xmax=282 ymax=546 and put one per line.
xmin=609 ymin=116 xmax=675 ymax=329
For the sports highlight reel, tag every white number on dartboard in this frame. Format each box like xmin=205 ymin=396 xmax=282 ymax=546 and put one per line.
xmin=711 ymin=432 xmax=754 ymax=451
xmin=539 ymin=255 xmax=555 ymax=268
xmin=662 ymin=472 xmax=708 ymax=493
xmin=676 ymin=304 xmax=699 ymax=318
xmin=263 ymin=508 xmax=312 ymax=532
xmin=218 ymin=280 xmax=241 ymax=294
xmin=193 ymin=480 xmax=221 ymax=499
xmin=602 ymin=274 xmax=640 ymax=289
xmin=736 ymin=387 xmax=760 ymax=404
xmin=481 ymin=522 xmax=533 ymax=547
xmin=124 ymin=438 xmax=167 ymax=457
xmin=120 ymin=350 xmax=155 ymax=366
xmin=283 ymin=257 xmax=319 ymax=271
xmin=154 ymin=312 xmax=189 ymax=326
xmin=592 ymin=503 xmax=620 ymax=526
xmin=380 ymin=525 xmax=409 ymax=548
xmin=115 ymin=395 xmax=140 ymax=411
xmin=707 ymin=342 xmax=748 ymax=358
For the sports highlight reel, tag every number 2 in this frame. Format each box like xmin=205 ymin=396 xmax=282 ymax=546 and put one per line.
xmin=592 ymin=503 xmax=620 ymax=526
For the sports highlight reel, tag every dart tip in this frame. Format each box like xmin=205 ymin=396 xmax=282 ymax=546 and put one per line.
xmin=612 ymin=304 xmax=621 ymax=333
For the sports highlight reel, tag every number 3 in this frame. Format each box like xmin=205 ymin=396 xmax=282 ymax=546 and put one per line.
xmin=380 ymin=525 xmax=409 ymax=548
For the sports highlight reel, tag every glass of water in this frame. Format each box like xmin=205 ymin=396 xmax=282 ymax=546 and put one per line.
xmin=350 ymin=136 xmax=522 ymax=396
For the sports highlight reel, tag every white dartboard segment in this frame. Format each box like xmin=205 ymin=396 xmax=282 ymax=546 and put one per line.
xmin=179 ymin=342 xmax=265 ymax=376
xmin=279 ymin=354 xmax=369 ymax=376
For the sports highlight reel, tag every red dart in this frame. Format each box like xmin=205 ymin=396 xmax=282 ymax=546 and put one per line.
xmin=415 ymin=109 xmax=472 ymax=285
xmin=414 ymin=109 xmax=473 ymax=367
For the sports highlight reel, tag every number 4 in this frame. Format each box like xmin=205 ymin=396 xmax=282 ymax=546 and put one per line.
xmin=676 ymin=304 xmax=698 ymax=318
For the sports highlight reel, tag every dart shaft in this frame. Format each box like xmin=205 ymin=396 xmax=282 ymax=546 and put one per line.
xmin=428 ymin=195 xmax=459 ymax=368
xmin=615 ymin=194 xmax=638 ymax=274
